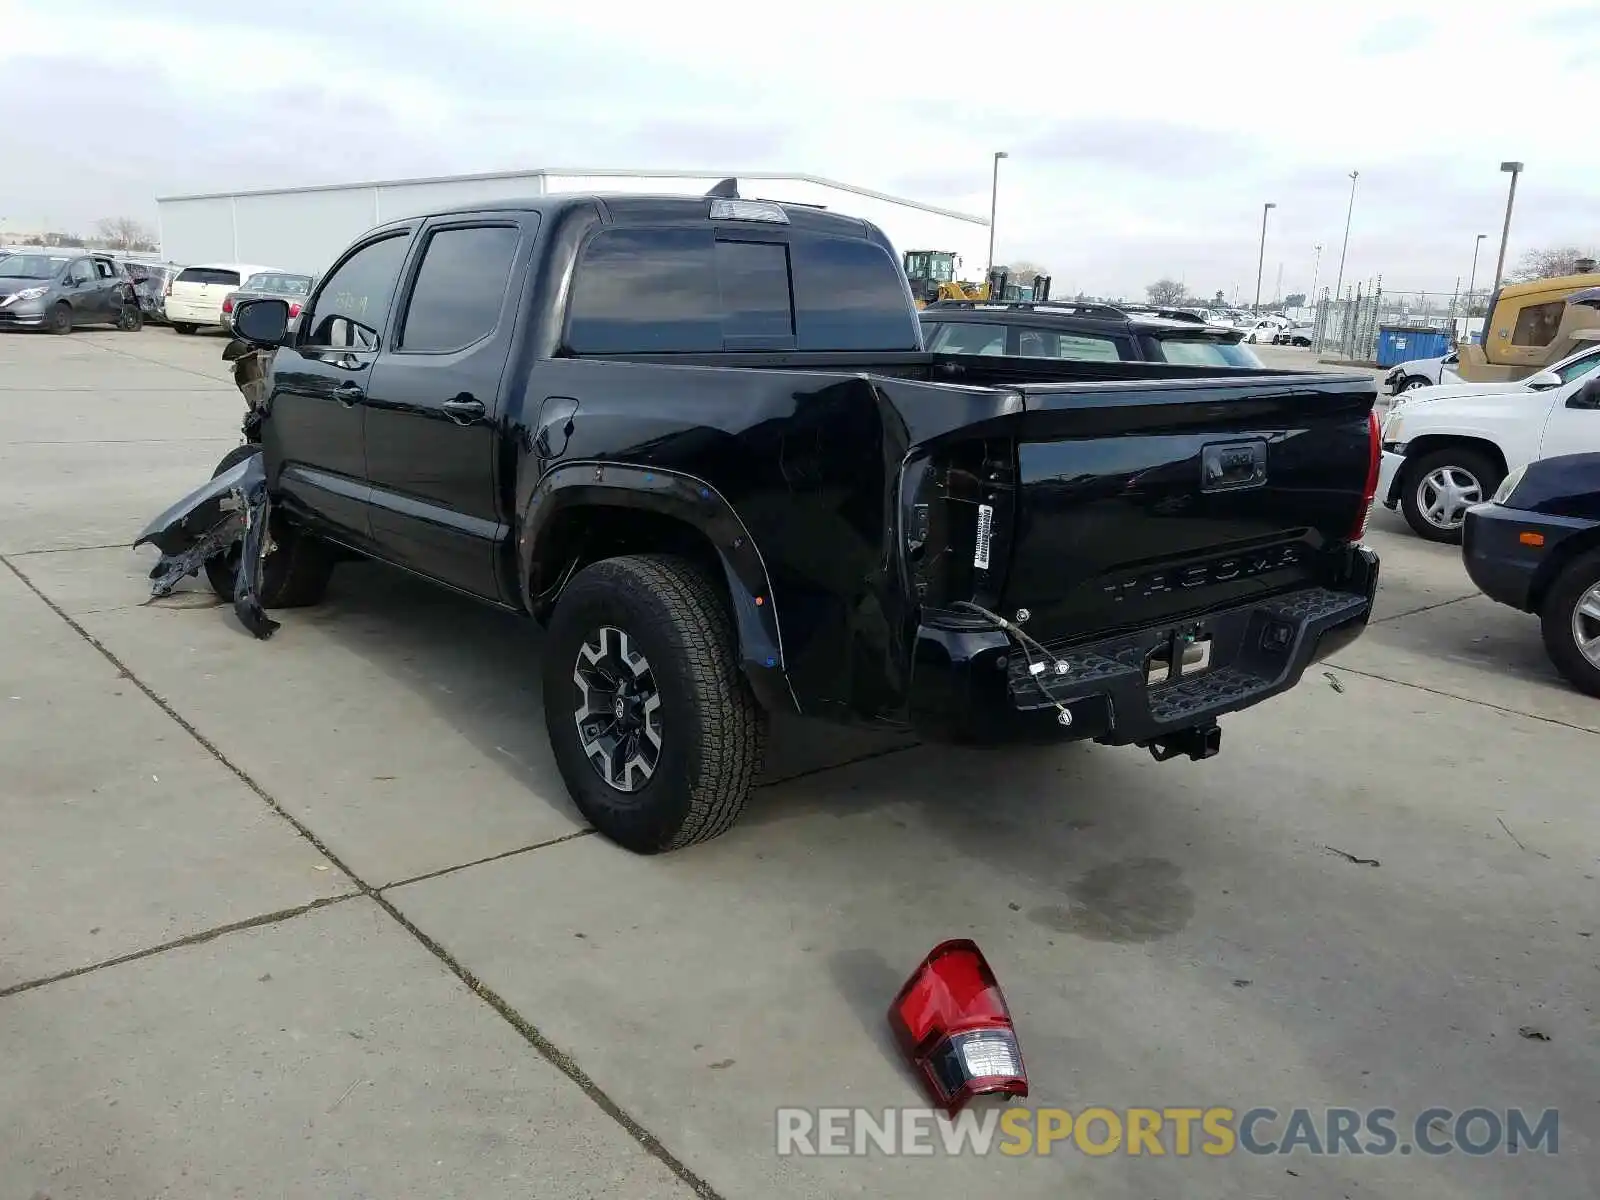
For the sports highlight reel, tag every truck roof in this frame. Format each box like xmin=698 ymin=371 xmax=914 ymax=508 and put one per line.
xmin=367 ymin=192 xmax=875 ymax=240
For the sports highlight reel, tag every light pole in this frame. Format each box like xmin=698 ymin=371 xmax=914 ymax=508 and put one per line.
xmin=1490 ymin=160 xmax=1523 ymax=295
xmin=1309 ymin=242 xmax=1323 ymax=312
xmin=1253 ymin=202 xmax=1276 ymax=314
xmin=1331 ymin=170 xmax=1359 ymax=307
xmin=1465 ymin=232 xmax=1487 ymax=340
xmin=986 ymin=151 xmax=1008 ymax=275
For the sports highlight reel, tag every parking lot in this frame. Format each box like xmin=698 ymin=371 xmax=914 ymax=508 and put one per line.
xmin=2 ymin=328 xmax=1595 ymax=1198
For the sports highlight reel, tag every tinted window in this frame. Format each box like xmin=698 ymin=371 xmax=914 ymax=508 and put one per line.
xmin=93 ymin=259 xmax=115 ymax=279
xmin=1556 ymin=348 xmax=1600 ymax=383
xmin=1511 ymin=300 xmax=1564 ymax=347
xmin=791 ymin=237 xmax=919 ymax=350
xmin=716 ymin=240 xmax=792 ymax=343
xmin=304 ymin=233 xmax=410 ymax=348
xmin=567 ymin=228 xmax=721 ymax=353
xmin=177 ymin=267 xmax=241 ymax=286
xmin=1016 ymin=327 xmax=1124 ymax=362
xmin=924 ymin=321 xmax=1006 ymax=356
xmin=399 ymin=226 xmax=520 ymax=353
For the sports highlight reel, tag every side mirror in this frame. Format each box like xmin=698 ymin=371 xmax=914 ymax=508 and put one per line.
xmin=1526 ymin=369 xmax=1563 ymax=390
xmin=232 ymin=297 xmax=290 ymax=346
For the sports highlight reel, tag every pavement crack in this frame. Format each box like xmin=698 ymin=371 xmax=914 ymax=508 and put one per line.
xmin=1372 ymin=593 xmax=1479 ymax=624
xmin=2 ymin=552 xmax=727 ymax=1200
xmin=0 ymin=893 xmax=360 ymax=1000
xmin=379 ymin=829 xmax=597 ymax=892
xmin=1325 ymin=659 xmax=1600 ymax=737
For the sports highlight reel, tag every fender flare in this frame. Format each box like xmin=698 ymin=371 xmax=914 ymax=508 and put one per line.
xmin=519 ymin=461 xmax=799 ymax=714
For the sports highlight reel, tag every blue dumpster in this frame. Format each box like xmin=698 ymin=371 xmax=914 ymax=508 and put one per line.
xmin=1377 ymin=325 xmax=1451 ymax=367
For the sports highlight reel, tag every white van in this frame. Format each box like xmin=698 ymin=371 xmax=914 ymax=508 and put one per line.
xmin=164 ymin=263 xmax=277 ymax=333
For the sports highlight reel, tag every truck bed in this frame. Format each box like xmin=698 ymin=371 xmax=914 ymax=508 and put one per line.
xmin=521 ymin=351 xmax=1378 ymax=724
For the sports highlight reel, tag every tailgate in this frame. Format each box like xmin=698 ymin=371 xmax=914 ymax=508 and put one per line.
xmin=993 ymin=373 xmax=1376 ymax=643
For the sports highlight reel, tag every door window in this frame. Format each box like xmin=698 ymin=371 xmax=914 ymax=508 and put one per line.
xmin=68 ymin=260 xmax=94 ymax=285
xmin=1511 ymin=301 xmax=1564 ymax=347
xmin=1555 ymin=348 xmax=1600 ymax=384
xmin=1017 ymin=327 xmax=1124 ymax=361
xmin=398 ymin=225 xmax=520 ymax=353
xmin=93 ymin=259 xmax=116 ymax=279
xmin=303 ymin=233 xmax=411 ymax=349
xmin=924 ymin=321 xmax=1006 ymax=355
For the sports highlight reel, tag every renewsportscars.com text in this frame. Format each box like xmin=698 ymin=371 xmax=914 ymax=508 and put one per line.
xmin=775 ymin=1105 xmax=1559 ymax=1158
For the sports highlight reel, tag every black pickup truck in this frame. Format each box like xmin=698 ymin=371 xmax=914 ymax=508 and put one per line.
xmin=138 ymin=183 xmax=1381 ymax=853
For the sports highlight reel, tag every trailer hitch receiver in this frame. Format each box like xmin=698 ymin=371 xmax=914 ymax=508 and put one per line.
xmin=1143 ymin=722 xmax=1222 ymax=762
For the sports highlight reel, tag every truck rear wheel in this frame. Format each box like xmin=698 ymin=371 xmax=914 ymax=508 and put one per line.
xmin=541 ymin=553 xmax=766 ymax=853
xmin=202 ymin=445 xmax=335 ymax=608
xmin=1539 ymin=550 xmax=1600 ymax=698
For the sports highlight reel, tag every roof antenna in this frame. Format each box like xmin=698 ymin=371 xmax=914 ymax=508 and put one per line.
xmin=705 ymin=178 xmax=739 ymax=199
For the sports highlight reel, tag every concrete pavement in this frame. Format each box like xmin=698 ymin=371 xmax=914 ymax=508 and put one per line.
xmin=1 ymin=328 xmax=1594 ymax=1198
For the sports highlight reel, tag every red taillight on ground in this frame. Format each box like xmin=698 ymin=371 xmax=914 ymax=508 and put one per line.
xmin=288 ymin=302 xmax=301 ymax=318
xmin=222 ymin=297 xmax=234 ymax=313
xmin=1350 ymin=407 xmax=1381 ymax=541
xmin=888 ymin=939 xmax=1028 ymax=1115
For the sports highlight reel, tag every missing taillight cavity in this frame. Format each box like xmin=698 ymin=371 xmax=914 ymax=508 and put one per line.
xmin=889 ymin=939 xmax=1028 ymax=1115
xmin=1351 ymin=408 xmax=1380 ymax=541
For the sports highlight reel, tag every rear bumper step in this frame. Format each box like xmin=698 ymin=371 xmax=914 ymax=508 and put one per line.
xmin=907 ymin=549 xmax=1377 ymax=746
xmin=1005 ymin=585 xmax=1369 ymax=742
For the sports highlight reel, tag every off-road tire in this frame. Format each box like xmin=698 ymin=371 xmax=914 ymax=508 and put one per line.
xmin=1539 ymin=549 xmax=1600 ymax=698
xmin=542 ymin=553 xmax=767 ymax=853
xmin=48 ymin=302 xmax=73 ymax=335
xmin=172 ymin=322 xmax=197 ymax=335
xmin=1400 ymin=446 xmax=1503 ymax=544
xmin=202 ymin=445 xmax=335 ymax=608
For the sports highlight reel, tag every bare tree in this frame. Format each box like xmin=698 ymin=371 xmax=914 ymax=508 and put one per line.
xmin=95 ymin=216 xmax=157 ymax=251
xmin=996 ymin=260 xmax=1050 ymax=280
xmin=1507 ymin=244 xmax=1600 ymax=283
xmin=1145 ymin=278 xmax=1188 ymax=305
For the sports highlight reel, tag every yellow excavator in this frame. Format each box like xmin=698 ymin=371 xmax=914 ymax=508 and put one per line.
xmin=901 ymin=251 xmax=1051 ymax=309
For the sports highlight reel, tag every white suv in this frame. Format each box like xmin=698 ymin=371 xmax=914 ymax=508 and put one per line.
xmin=164 ymin=262 xmax=278 ymax=334
xmin=1376 ymin=343 xmax=1600 ymax=541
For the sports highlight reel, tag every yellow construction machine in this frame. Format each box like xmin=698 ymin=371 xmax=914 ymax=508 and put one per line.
xmin=901 ymin=251 xmax=1051 ymax=308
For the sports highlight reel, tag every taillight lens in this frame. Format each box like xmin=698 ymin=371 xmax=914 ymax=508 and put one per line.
xmin=288 ymin=302 xmax=302 ymax=318
xmin=888 ymin=940 xmax=1028 ymax=1115
xmin=222 ymin=297 xmax=234 ymax=313
xmin=1350 ymin=407 xmax=1381 ymax=541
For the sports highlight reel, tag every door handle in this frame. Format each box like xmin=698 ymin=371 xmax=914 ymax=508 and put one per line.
xmin=441 ymin=393 xmax=486 ymax=424
xmin=333 ymin=382 xmax=365 ymax=406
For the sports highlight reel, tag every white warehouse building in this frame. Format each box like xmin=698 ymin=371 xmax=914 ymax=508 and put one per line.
xmin=155 ymin=168 xmax=990 ymax=281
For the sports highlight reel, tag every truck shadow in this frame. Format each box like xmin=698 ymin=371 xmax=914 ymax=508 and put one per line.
xmin=308 ymin=557 xmax=923 ymax=822
xmin=302 ymin=557 xmax=1202 ymax=948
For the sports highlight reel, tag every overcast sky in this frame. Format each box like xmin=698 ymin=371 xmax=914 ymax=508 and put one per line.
xmin=3 ymin=0 xmax=1594 ymax=298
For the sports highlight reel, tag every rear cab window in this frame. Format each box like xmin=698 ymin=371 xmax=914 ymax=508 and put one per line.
xmin=176 ymin=267 xmax=242 ymax=287
xmin=564 ymin=226 xmax=918 ymax=353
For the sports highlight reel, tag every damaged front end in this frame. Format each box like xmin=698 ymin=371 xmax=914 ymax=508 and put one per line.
xmin=132 ymin=446 xmax=280 ymax=640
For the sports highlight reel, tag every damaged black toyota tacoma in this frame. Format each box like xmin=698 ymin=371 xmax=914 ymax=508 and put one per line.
xmin=137 ymin=183 xmax=1382 ymax=853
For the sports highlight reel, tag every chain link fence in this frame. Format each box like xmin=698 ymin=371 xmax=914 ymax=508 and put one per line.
xmin=1311 ymin=278 xmax=1490 ymax=361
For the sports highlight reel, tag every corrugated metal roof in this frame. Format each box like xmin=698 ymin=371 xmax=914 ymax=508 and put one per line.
xmin=156 ymin=167 xmax=988 ymax=225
